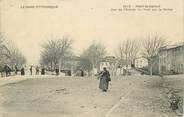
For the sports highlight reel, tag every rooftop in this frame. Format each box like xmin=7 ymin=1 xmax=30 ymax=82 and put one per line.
xmin=101 ymin=56 xmax=117 ymax=62
xmin=159 ymin=42 xmax=184 ymax=51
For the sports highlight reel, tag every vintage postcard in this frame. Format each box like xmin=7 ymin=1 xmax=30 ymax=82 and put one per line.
xmin=0 ymin=0 xmax=184 ymax=117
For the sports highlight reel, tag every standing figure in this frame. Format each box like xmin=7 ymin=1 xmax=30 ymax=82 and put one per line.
xmin=36 ymin=66 xmax=39 ymax=75
xmin=68 ymin=70 xmax=71 ymax=76
xmin=81 ymin=70 xmax=84 ymax=77
xmin=30 ymin=66 xmax=33 ymax=75
xmin=55 ymin=68 xmax=59 ymax=75
xmin=21 ymin=67 xmax=25 ymax=76
xmin=99 ymin=67 xmax=111 ymax=92
xmin=41 ymin=67 xmax=45 ymax=75
xmin=0 ymin=66 xmax=3 ymax=77
xmin=4 ymin=65 xmax=8 ymax=77
xmin=15 ymin=65 xmax=18 ymax=75
xmin=4 ymin=65 xmax=11 ymax=77
xmin=7 ymin=66 xmax=11 ymax=76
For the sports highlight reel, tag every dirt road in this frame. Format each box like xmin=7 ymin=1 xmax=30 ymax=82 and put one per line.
xmin=0 ymin=75 xmax=179 ymax=117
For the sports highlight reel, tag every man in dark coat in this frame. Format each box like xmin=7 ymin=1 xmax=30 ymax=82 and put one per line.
xmin=21 ymin=67 xmax=25 ymax=76
xmin=41 ymin=67 xmax=45 ymax=75
xmin=4 ymin=65 xmax=11 ymax=77
xmin=81 ymin=70 xmax=84 ymax=77
xmin=55 ymin=68 xmax=59 ymax=75
xmin=99 ymin=67 xmax=111 ymax=92
xmin=0 ymin=66 xmax=3 ymax=77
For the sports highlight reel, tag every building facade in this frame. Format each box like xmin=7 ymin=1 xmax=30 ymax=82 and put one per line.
xmin=151 ymin=56 xmax=159 ymax=75
xmin=158 ymin=43 xmax=184 ymax=74
xmin=134 ymin=57 xmax=148 ymax=68
xmin=100 ymin=56 xmax=133 ymax=76
xmin=100 ymin=56 xmax=117 ymax=76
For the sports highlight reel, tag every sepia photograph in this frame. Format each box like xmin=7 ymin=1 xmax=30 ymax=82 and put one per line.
xmin=0 ymin=0 xmax=184 ymax=117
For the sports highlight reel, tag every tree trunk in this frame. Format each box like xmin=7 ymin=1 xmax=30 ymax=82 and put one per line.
xmin=59 ymin=59 xmax=61 ymax=75
xmin=120 ymin=67 xmax=122 ymax=75
xmin=149 ymin=63 xmax=153 ymax=76
xmin=50 ymin=62 xmax=53 ymax=71
xmin=92 ymin=63 xmax=95 ymax=76
xmin=88 ymin=69 xmax=90 ymax=77
xmin=54 ymin=61 xmax=57 ymax=70
xmin=125 ymin=55 xmax=128 ymax=75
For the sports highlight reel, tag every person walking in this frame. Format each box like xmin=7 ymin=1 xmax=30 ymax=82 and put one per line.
xmin=98 ymin=67 xmax=111 ymax=92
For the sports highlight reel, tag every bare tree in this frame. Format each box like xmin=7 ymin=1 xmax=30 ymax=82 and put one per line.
xmin=40 ymin=36 xmax=73 ymax=70
xmin=5 ymin=40 xmax=26 ymax=68
xmin=8 ymin=47 xmax=26 ymax=69
xmin=80 ymin=42 xmax=106 ymax=75
xmin=142 ymin=34 xmax=166 ymax=75
xmin=116 ymin=43 xmax=124 ymax=74
xmin=0 ymin=33 xmax=10 ymax=60
xmin=116 ymin=39 xmax=139 ymax=74
xmin=0 ymin=33 xmax=11 ymax=66
xmin=78 ymin=57 xmax=93 ymax=75
xmin=0 ymin=32 xmax=26 ymax=70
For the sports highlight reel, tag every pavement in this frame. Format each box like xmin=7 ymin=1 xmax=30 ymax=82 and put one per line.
xmin=0 ymin=75 xmax=182 ymax=117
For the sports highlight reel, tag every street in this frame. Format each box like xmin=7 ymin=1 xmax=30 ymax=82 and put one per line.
xmin=0 ymin=75 xmax=181 ymax=117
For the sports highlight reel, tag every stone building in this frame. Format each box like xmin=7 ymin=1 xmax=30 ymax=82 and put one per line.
xmin=134 ymin=57 xmax=148 ymax=68
xmin=100 ymin=56 xmax=117 ymax=76
xmin=158 ymin=42 xmax=184 ymax=74
xmin=100 ymin=56 xmax=133 ymax=76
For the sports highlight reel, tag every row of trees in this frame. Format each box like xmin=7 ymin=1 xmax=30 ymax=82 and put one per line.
xmin=116 ymin=40 xmax=139 ymax=74
xmin=0 ymin=33 xmax=26 ymax=70
xmin=40 ymin=37 xmax=107 ymax=74
xmin=116 ymin=34 xmax=166 ymax=75
xmin=39 ymin=34 xmax=167 ymax=75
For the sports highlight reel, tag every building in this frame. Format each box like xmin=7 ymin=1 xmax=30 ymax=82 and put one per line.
xmin=100 ymin=56 xmax=133 ymax=76
xmin=134 ymin=57 xmax=148 ymax=68
xmin=151 ymin=55 xmax=159 ymax=75
xmin=158 ymin=42 xmax=184 ymax=74
xmin=100 ymin=56 xmax=118 ymax=76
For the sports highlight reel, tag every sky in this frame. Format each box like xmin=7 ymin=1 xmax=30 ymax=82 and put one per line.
xmin=0 ymin=0 xmax=184 ymax=65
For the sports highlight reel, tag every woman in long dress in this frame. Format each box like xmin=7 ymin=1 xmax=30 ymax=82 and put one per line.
xmin=99 ymin=67 xmax=111 ymax=92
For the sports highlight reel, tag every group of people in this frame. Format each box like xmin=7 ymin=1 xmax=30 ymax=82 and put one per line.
xmin=0 ymin=64 xmax=111 ymax=92
xmin=0 ymin=65 xmax=47 ymax=77
xmin=17 ymin=66 xmax=44 ymax=76
xmin=0 ymin=64 xmax=67 ymax=77
xmin=29 ymin=66 xmax=45 ymax=75
xmin=0 ymin=65 xmax=11 ymax=77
